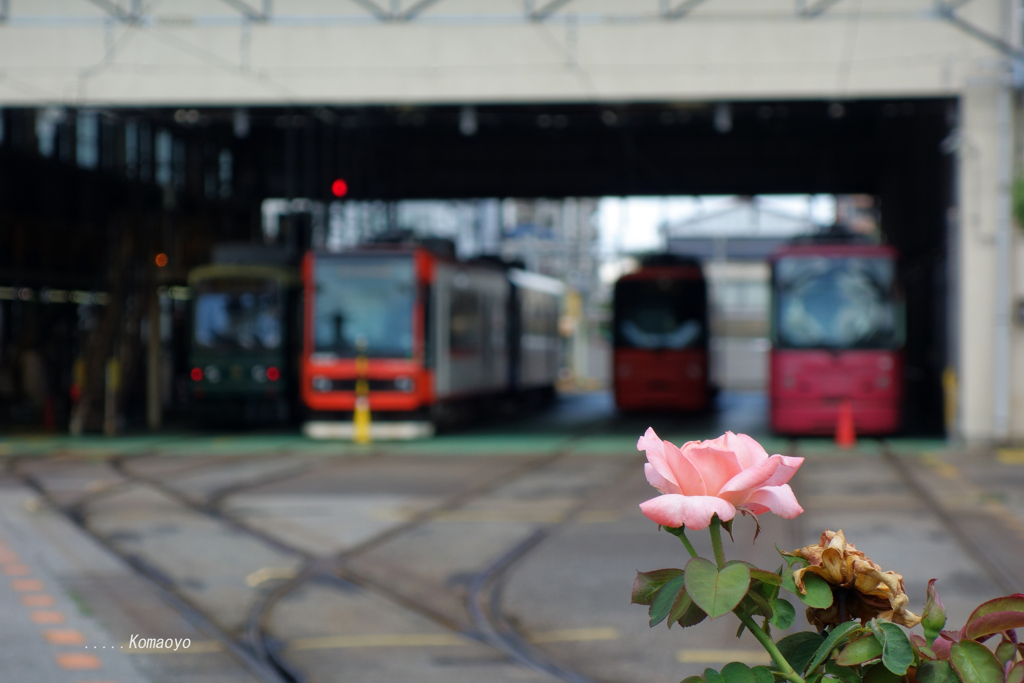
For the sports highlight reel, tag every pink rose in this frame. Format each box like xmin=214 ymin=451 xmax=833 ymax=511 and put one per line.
xmin=637 ymin=428 xmax=804 ymax=530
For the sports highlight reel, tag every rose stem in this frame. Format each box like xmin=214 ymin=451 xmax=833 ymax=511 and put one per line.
xmin=739 ymin=614 xmax=807 ymax=683
xmin=676 ymin=528 xmax=699 ymax=559
xmin=709 ymin=514 xmax=727 ymax=568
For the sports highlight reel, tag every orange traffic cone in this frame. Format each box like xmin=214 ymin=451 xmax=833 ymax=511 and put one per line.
xmin=836 ymin=400 xmax=856 ymax=449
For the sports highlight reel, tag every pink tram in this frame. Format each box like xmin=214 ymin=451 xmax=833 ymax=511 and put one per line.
xmin=769 ymin=239 xmax=904 ymax=435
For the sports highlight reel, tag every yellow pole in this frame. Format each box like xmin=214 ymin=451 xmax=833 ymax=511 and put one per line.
xmin=353 ymin=337 xmax=371 ymax=444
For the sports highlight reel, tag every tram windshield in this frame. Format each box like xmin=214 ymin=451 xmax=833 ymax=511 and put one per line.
xmin=313 ymin=255 xmax=415 ymax=359
xmin=614 ymin=278 xmax=706 ymax=350
xmin=193 ymin=278 xmax=282 ymax=352
xmin=774 ymin=255 xmax=901 ymax=349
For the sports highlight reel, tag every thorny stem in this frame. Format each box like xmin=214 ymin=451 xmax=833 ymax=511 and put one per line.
xmin=709 ymin=515 xmax=727 ymax=569
xmin=739 ymin=614 xmax=807 ymax=683
xmin=676 ymin=528 xmax=699 ymax=559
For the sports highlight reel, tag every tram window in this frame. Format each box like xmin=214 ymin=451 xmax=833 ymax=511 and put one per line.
xmin=194 ymin=278 xmax=282 ymax=351
xmin=450 ymin=289 xmax=482 ymax=357
xmin=313 ymin=256 xmax=414 ymax=358
xmin=614 ymin=279 xmax=706 ymax=350
xmin=774 ymin=256 xmax=899 ymax=349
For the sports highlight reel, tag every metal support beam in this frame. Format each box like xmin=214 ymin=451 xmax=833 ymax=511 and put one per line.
xmin=397 ymin=0 xmax=442 ymax=21
xmin=84 ymin=0 xmax=139 ymax=23
xmin=798 ymin=0 xmax=842 ymax=18
xmin=219 ymin=0 xmax=269 ymax=21
xmin=529 ymin=0 xmax=574 ymax=21
xmin=349 ymin=0 xmax=390 ymax=21
xmin=660 ymin=0 xmax=710 ymax=20
xmin=937 ymin=4 xmax=1024 ymax=63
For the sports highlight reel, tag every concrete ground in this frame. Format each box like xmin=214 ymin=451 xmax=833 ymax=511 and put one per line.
xmin=0 ymin=391 xmax=1017 ymax=683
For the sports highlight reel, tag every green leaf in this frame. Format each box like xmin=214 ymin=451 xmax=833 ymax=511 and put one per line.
xmin=794 ymin=573 xmax=834 ymax=609
xmin=949 ymin=641 xmax=1006 ymax=683
xmin=681 ymin=677 xmax=705 ymax=683
xmin=668 ymin=586 xmax=708 ymax=629
xmin=770 ymin=598 xmax=796 ymax=630
xmin=836 ymin=634 xmax=883 ymax=667
xmin=777 ymin=632 xmax=825 ymax=674
xmin=632 ymin=568 xmax=685 ymax=606
xmin=964 ymin=610 xmax=1024 ymax=641
xmin=649 ymin=575 xmax=687 ymax=627
xmin=721 ymin=662 xmax=758 ymax=683
xmin=685 ymin=557 xmax=751 ymax=619
xmin=751 ymin=667 xmax=774 ymax=683
xmin=862 ymin=662 xmax=902 ymax=683
xmin=995 ymin=638 xmax=1017 ymax=666
xmin=748 ymin=568 xmax=783 ymax=587
xmin=824 ymin=661 xmax=861 ymax=683
xmin=745 ymin=591 xmax=775 ymax=620
xmin=965 ymin=595 xmax=1024 ymax=631
xmin=1005 ymin=661 xmax=1024 ymax=683
xmin=804 ymin=622 xmax=863 ymax=674
xmin=869 ymin=620 xmax=914 ymax=676
xmin=917 ymin=660 xmax=954 ymax=683
xmin=706 ymin=668 xmax=727 ymax=683
xmin=777 ymin=545 xmax=809 ymax=569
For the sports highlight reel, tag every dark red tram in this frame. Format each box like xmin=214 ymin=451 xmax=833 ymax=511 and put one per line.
xmin=769 ymin=239 xmax=903 ymax=435
xmin=612 ymin=255 xmax=710 ymax=412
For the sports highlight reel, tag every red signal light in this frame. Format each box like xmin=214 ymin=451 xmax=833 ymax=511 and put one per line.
xmin=266 ymin=366 xmax=280 ymax=381
xmin=331 ymin=179 xmax=348 ymax=198
xmin=191 ymin=367 xmax=203 ymax=381
xmin=155 ymin=253 xmax=168 ymax=267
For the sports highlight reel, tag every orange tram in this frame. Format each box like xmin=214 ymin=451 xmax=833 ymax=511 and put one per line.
xmin=612 ymin=255 xmax=710 ymax=412
xmin=301 ymin=243 xmax=563 ymax=439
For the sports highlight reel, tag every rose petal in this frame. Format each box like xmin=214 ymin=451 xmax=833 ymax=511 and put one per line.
xmin=637 ymin=428 xmax=705 ymax=496
xmin=637 ymin=428 xmax=678 ymax=488
xmin=730 ymin=432 xmax=771 ymax=469
xmin=717 ymin=456 xmax=782 ymax=503
xmin=639 ymin=494 xmax=737 ymax=530
xmin=761 ymin=454 xmax=804 ymax=487
xmin=645 ymin=463 xmax=682 ymax=495
xmin=679 ymin=444 xmax=741 ymax=496
xmin=744 ymin=484 xmax=804 ymax=519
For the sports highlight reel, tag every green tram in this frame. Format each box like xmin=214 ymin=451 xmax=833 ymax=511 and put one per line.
xmin=187 ymin=263 xmax=300 ymax=423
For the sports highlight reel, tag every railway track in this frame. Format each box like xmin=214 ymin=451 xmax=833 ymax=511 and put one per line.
xmin=7 ymin=427 xmax=626 ymax=683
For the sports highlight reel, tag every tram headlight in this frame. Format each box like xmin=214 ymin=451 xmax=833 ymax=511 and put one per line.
xmin=251 ymin=365 xmax=267 ymax=383
xmin=204 ymin=366 xmax=221 ymax=383
xmin=312 ymin=375 xmax=332 ymax=392
xmin=394 ymin=376 xmax=414 ymax=393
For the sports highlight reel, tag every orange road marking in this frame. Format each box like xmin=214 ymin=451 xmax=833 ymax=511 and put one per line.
xmin=44 ymin=629 xmax=85 ymax=645
xmin=3 ymin=564 xmax=30 ymax=575
xmin=11 ymin=579 xmax=43 ymax=591
xmin=22 ymin=594 xmax=55 ymax=607
xmin=31 ymin=610 xmax=66 ymax=624
xmin=55 ymin=653 xmax=102 ymax=670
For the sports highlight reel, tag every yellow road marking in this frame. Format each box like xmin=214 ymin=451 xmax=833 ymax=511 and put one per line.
xmin=288 ymin=627 xmax=621 ymax=651
xmin=998 ymin=449 xmax=1024 ymax=464
xmin=245 ymin=567 xmax=298 ymax=587
xmin=289 ymin=633 xmax=467 ymax=651
xmin=577 ymin=511 xmax=620 ymax=523
xmin=677 ymin=649 xmax=773 ymax=664
xmin=528 ymin=627 xmax=619 ymax=643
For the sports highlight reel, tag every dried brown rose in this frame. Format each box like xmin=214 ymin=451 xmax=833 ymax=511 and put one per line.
xmin=785 ymin=529 xmax=921 ymax=630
